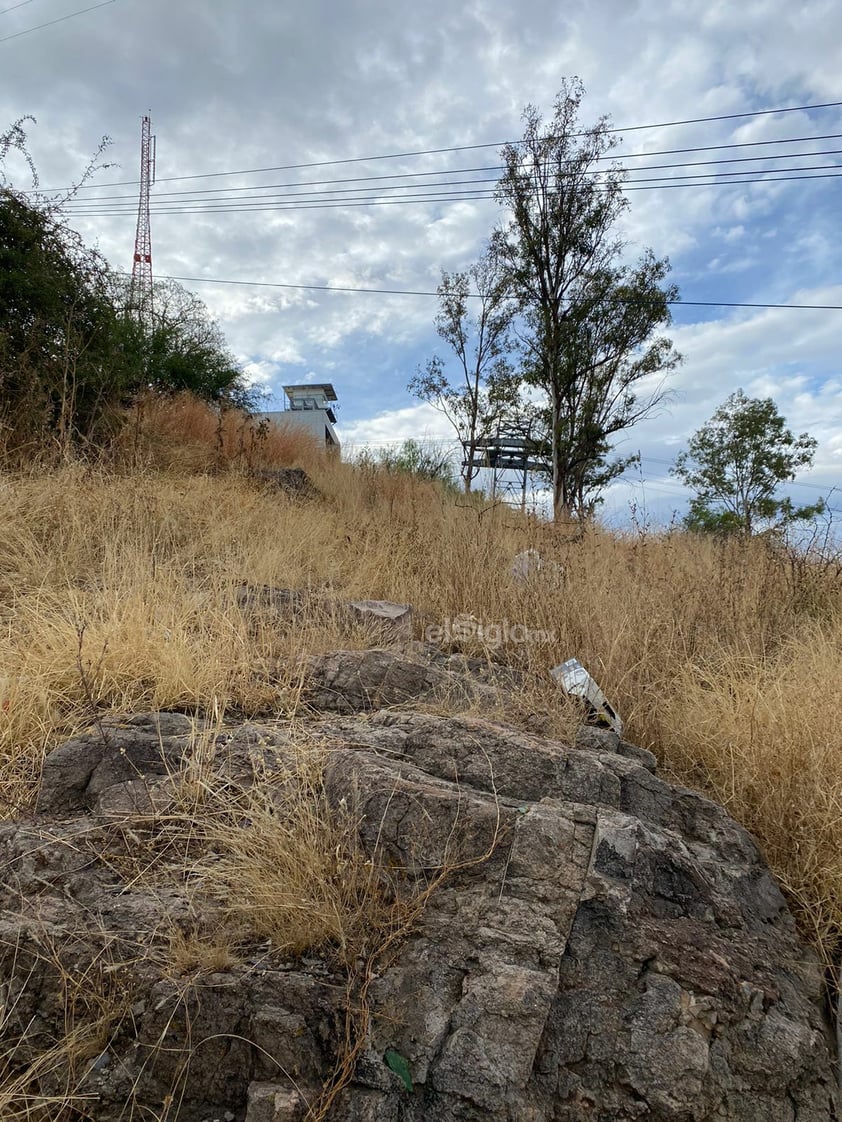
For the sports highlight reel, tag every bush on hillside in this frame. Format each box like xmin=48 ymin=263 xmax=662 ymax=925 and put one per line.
xmin=0 ymin=119 xmax=259 ymax=460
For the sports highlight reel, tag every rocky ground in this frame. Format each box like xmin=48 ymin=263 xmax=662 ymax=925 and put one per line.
xmin=0 ymin=608 xmax=838 ymax=1120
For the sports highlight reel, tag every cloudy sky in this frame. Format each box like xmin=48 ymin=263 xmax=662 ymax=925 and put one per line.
xmin=1 ymin=0 xmax=840 ymax=522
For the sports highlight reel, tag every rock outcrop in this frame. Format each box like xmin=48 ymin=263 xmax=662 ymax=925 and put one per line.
xmin=0 ymin=650 xmax=837 ymax=1121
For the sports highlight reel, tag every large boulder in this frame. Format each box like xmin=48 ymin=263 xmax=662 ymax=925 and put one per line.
xmin=1 ymin=682 xmax=837 ymax=1120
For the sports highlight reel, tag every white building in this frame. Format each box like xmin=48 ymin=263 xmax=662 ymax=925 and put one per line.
xmin=259 ymin=383 xmax=340 ymax=452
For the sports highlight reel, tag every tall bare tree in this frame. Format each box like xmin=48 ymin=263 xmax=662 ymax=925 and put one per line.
xmin=408 ymin=245 xmax=520 ymax=492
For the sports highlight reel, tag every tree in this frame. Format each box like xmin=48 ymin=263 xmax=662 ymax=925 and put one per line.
xmin=671 ymin=389 xmax=825 ymax=535
xmin=0 ymin=186 xmax=126 ymax=452
xmin=408 ymin=246 xmax=521 ymax=491
xmin=0 ymin=117 xmax=258 ymax=459
xmin=112 ymin=277 xmax=260 ymax=412
xmin=494 ymin=78 xmax=680 ymax=520
xmin=0 ymin=191 xmax=257 ymax=456
xmin=1 ymin=119 xmax=130 ymax=454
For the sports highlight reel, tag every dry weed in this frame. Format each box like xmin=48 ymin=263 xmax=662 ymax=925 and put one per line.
xmin=0 ymin=449 xmax=840 ymax=1019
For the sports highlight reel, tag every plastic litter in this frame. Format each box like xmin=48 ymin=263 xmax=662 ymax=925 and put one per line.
xmin=511 ymin=548 xmax=543 ymax=582
xmin=551 ymin=658 xmax=623 ymax=736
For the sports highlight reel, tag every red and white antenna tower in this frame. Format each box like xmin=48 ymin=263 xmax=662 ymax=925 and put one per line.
xmin=130 ymin=114 xmax=156 ymax=324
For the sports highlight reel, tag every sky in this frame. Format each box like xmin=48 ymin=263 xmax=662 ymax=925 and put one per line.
xmin=1 ymin=0 xmax=840 ymax=524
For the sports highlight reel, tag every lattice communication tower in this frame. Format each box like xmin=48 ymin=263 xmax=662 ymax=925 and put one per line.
xmin=129 ymin=115 xmax=156 ymax=325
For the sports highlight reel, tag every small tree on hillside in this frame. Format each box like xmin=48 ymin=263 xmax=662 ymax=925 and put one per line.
xmin=0 ymin=118 xmax=258 ymax=458
xmin=408 ymin=246 xmax=521 ymax=492
xmin=671 ymin=389 xmax=825 ymax=535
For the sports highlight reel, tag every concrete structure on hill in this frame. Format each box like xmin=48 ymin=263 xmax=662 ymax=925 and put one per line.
xmin=259 ymin=384 xmax=340 ymax=452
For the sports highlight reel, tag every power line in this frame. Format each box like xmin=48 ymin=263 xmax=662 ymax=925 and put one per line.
xmin=58 ymin=148 xmax=842 ymax=210
xmin=626 ymin=170 xmax=842 ymax=191
xmin=63 ymin=164 xmax=842 ymax=217
xmin=48 ymin=140 xmax=842 ymax=205
xmin=146 ymin=273 xmax=842 ymax=311
xmin=605 ymin=100 xmax=842 ymax=133
xmin=34 ymin=131 xmax=842 ymax=199
xmin=0 ymin=0 xmax=37 ymax=15
xmin=612 ymin=132 xmax=842 ymax=160
xmin=110 ymin=98 xmax=839 ymax=183
xmin=63 ymin=166 xmax=842 ymax=215
xmin=63 ymin=169 xmax=842 ymax=218
xmin=0 ymin=0 xmax=117 ymax=42
xmin=28 ymin=102 xmax=842 ymax=194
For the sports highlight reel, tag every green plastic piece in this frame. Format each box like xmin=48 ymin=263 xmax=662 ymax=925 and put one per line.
xmin=384 ymin=1048 xmax=414 ymax=1093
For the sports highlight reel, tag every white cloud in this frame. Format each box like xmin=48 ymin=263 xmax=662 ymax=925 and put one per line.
xmin=1 ymin=0 xmax=840 ymax=523
xmin=338 ymin=403 xmax=456 ymax=449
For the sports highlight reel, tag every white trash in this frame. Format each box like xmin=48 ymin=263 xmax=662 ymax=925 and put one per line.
xmin=551 ymin=658 xmax=623 ymax=736
xmin=511 ymin=548 xmax=544 ymax=582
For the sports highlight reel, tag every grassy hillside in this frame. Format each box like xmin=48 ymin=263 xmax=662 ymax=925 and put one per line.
xmin=2 ymin=394 xmax=841 ymax=973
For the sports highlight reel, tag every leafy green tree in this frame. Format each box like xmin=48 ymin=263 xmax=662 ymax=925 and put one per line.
xmin=524 ymin=253 xmax=679 ymax=517
xmin=1 ymin=117 xmax=258 ymax=458
xmin=671 ymin=389 xmax=825 ymax=535
xmin=0 ymin=186 xmax=126 ymax=452
xmin=112 ymin=278 xmax=260 ymax=411
xmin=494 ymin=78 xmax=680 ymax=521
xmin=408 ymin=246 xmax=521 ymax=491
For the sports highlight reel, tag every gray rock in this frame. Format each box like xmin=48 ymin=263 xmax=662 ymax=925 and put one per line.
xmin=236 ymin=584 xmax=308 ymax=616
xmin=36 ymin=710 xmax=198 ymax=818
xmin=300 ymin=648 xmax=499 ymax=714
xmin=246 ymin=1082 xmax=312 ymax=1122
xmin=574 ymin=723 xmax=658 ymax=771
xmin=2 ymin=706 xmax=836 ymax=1121
xmin=347 ymin=599 xmax=412 ymax=639
xmin=253 ymin=467 xmax=318 ymax=500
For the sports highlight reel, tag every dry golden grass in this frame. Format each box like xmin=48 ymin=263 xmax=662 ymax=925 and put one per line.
xmin=0 ymin=404 xmax=841 ymax=979
xmin=162 ymin=724 xmax=400 ymax=968
xmin=115 ymin=391 xmax=325 ymax=474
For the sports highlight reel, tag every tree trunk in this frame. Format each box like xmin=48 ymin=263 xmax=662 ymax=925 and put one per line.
xmin=550 ymin=393 xmax=569 ymax=522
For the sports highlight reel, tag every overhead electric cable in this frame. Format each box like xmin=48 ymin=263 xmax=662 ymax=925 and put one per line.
xmin=624 ymin=170 xmax=842 ymax=190
xmin=29 ymin=130 xmax=842 ymax=197
xmin=55 ymin=145 xmax=842 ymax=208
xmin=26 ymin=102 xmax=842 ymax=193
xmin=63 ymin=169 xmax=842 ymax=218
xmin=0 ymin=0 xmax=37 ymax=15
xmin=62 ymin=161 xmax=842 ymax=214
xmin=112 ymin=98 xmax=842 ymax=182
xmin=138 ymin=273 xmax=842 ymax=310
xmin=604 ymin=101 xmax=842 ymax=132
xmin=607 ymin=132 xmax=842 ymax=160
xmin=0 ymin=0 xmax=116 ymax=42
